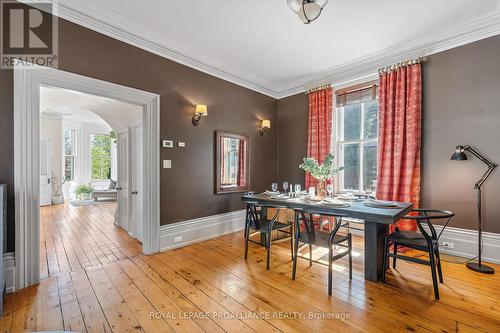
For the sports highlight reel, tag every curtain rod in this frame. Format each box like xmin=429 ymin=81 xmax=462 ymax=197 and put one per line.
xmin=378 ymin=56 xmax=427 ymax=74
xmin=305 ymin=84 xmax=331 ymax=94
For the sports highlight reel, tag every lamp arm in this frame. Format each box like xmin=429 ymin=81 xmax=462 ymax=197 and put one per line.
xmin=464 ymin=146 xmax=498 ymax=189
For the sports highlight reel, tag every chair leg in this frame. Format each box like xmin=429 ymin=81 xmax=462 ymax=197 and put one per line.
xmin=435 ymin=247 xmax=444 ymax=283
xmin=309 ymin=244 xmax=313 ymax=267
xmin=392 ymin=243 xmax=398 ymax=269
xmin=428 ymin=246 xmax=440 ymax=300
xmin=244 ymin=224 xmax=250 ymax=260
xmin=266 ymin=232 xmax=271 ymax=270
xmin=292 ymin=237 xmax=299 ymax=280
xmin=348 ymin=234 xmax=352 ymax=281
xmin=289 ymin=228 xmax=294 ymax=261
xmin=328 ymin=246 xmax=333 ymax=296
xmin=381 ymin=236 xmax=389 ymax=283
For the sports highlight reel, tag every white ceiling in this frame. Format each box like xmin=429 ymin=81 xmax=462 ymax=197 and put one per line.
xmin=54 ymin=0 xmax=500 ymax=97
xmin=40 ymin=85 xmax=143 ymax=130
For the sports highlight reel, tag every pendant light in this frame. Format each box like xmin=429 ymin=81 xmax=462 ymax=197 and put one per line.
xmin=287 ymin=0 xmax=329 ymax=24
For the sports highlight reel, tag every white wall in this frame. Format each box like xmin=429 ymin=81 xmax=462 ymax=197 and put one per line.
xmin=40 ymin=115 xmax=63 ymax=198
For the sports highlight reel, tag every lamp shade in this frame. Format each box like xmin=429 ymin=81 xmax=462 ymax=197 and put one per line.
xmin=451 ymin=145 xmax=468 ymax=161
xmin=195 ymin=104 xmax=208 ymax=116
xmin=298 ymin=2 xmax=322 ymax=23
xmin=261 ymin=119 xmax=271 ymax=129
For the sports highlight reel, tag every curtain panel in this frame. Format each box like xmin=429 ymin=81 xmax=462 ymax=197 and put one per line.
xmin=376 ymin=63 xmax=422 ymax=232
xmin=305 ymin=87 xmax=333 ymax=189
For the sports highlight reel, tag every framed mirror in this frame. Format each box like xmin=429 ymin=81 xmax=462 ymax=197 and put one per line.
xmin=215 ymin=131 xmax=250 ymax=194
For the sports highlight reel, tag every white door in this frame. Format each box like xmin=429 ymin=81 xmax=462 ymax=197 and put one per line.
xmin=116 ymin=132 xmax=130 ymax=231
xmin=40 ymin=138 xmax=51 ymax=206
xmin=131 ymin=125 xmax=143 ymax=242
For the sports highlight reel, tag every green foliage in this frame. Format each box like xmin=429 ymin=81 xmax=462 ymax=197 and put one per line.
xmin=299 ymin=154 xmax=344 ymax=181
xmin=90 ymin=134 xmax=112 ymax=180
xmin=74 ymin=184 xmax=93 ymax=199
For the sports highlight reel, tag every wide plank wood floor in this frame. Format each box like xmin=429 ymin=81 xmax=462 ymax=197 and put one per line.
xmin=1 ymin=203 xmax=499 ymax=332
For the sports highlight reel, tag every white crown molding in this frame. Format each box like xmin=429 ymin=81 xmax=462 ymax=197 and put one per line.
xmin=28 ymin=0 xmax=278 ymax=97
xmin=275 ymin=10 xmax=500 ymax=98
xmin=29 ymin=2 xmax=500 ymax=99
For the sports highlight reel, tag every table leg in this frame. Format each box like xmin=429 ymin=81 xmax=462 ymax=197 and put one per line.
xmin=364 ymin=222 xmax=389 ymax=282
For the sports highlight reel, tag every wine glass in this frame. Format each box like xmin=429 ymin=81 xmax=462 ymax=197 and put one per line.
xmin=271 ymin=182 xmax=278 ymax=192
xmin=283 ymin=182 xmax=289 ymax=195
xmin=294 ymin=184 xmax=302 ymax=197
xmin=327 ymin=184 xmax=334 ymax=198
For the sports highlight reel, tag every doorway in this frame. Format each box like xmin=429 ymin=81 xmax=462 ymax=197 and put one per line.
xmin=14 ymin=63 xmax=160 ymax=290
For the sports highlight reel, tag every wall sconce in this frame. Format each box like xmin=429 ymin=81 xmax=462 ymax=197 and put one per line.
xmin=259 ymin=119 xmax=271 ymax=136
xmin=192 ymin=104 xmax=208 ymax=126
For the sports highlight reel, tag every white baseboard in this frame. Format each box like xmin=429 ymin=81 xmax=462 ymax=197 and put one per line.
xmin=160 ymin=210 xmax=246 ymax=251
xmin=428 ymin=226 xmax=500 ymax=264
xmin=4 ymin=252 xmax=15 ymax=294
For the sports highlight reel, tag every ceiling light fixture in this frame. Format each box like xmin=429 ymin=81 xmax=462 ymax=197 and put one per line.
xmin=287 ymin=0 xmax=329 ymax=24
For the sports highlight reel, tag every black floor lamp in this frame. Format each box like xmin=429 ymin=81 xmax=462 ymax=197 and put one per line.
xmin=451 ymin=145 xmax=497 ymax=274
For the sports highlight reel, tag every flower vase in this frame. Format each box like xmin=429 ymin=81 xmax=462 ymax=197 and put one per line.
xmin=316 ymin=180 xmax=327 ymax=199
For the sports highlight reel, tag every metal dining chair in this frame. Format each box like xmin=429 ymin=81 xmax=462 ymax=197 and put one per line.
xmin=382 ymin=209 xmax=455 ymax=300
xmin=292 ymin=208 xmax=351 ymax=296
xmin=244 ymin=201 xmax=292 ymax=270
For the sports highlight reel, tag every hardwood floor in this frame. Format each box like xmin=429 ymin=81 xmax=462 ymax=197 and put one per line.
xmin=1 ymin=203 xmax=499 ymax=332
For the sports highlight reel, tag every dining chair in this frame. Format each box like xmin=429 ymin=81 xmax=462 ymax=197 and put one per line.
xmin=244 ymin=201 xmax=292 ymax=270
xmin=381 ymin=209 xmax=455 ymax=300
xmin=292 ymin=208 xmax=351 ymax=296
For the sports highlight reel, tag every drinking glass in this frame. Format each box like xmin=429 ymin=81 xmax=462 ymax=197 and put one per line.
xmin=283 ymin=182 xmax=289 ymax=195
xmin=327 ymin=184 xmax=334 ymax=197
xmin=271 ymin=183 xmax=278 ymax=192
xmin=294 ymin=184 xmax=302 ymax=197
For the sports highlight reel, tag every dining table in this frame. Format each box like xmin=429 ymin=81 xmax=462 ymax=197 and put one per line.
xmin=241 ymin=192 xmax=413 ymax=282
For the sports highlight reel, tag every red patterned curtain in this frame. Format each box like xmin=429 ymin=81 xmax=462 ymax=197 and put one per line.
xmin=376 ymin=63 xmax=422 ymax=232
xmin=305 ymin=87 xmax=333 ymax=189
xmin=237 ymin=140 xmax=247 ymax=187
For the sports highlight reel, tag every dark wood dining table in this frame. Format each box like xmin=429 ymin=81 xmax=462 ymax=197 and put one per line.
xmin=242 ymin=193 xmax=413 ymax=282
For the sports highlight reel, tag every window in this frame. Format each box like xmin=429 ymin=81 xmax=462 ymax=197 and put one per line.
xmin=90 ymin=133 xmax=112 ymax=180
xmin=335 ymin=83 xmax=378 ymax=192
xmin=64 ymin=129 xmax=76 ymax=181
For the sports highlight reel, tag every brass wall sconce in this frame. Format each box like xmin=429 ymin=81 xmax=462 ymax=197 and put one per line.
xmin=259 ymin=119 xmax=271 ymax=136
xmin=192 ymin=104 xmax=208 ymax=126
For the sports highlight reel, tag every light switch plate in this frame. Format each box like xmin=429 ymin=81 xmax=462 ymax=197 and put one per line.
xmin=162 ymin=140 xmax=173 ymax=148
xmin=178 ymin=141 xmax=186 ymax=147
xmin=163 ymin=160 xmax=172 ymax=169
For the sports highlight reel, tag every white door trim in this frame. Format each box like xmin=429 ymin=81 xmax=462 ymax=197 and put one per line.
xmin=14 ymin=62 xmax=161 ymax=290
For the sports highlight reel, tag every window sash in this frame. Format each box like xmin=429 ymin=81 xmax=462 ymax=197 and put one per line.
xmin=334 ymin=100 xmax=378 ymax=192
xmin=64 ymin=129 xmax=77 ymax=182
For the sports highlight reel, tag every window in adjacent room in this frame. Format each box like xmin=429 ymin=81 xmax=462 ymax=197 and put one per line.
xmin=90 ymin=133 xmax=112 ymax=180
xmin=64 ymin=128 xmax=76 ymax=182
xmin=335 ymin=82 xmax=378 ymax=192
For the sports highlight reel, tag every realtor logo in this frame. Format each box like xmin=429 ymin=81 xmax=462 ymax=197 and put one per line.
xmin=1 ymin=0 xmax=58 ymax=68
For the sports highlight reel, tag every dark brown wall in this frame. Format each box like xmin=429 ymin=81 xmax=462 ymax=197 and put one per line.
xmin=422 ymin=35 xmax=500 ymax=233
xmin=277 ymin=93 xmax=308 ymax=185
xmin=276 ymin=35 xmax=500 ymax=233
xmin=0 ymin=16 xmax=277 ymax=250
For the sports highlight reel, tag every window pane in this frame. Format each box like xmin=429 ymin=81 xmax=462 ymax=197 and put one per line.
xmin=64 ymin=129 xmax=73 ymax=155
xmin=364 ymin=141 xmax=377 ymax=191
xmin=343 ymin=143 xmax=359 ymax=190
xmin=342 ymin=104 xmax=361 ymax=141
xmin=364 ymin=100 xmax=378 ymax=139
xmin=91 ymin=158 xmax=101 ymax=180
xmin=64 ymin=156 xmax=74 ymax=181
xmin=102 ymin=157 xmax=112 ymax=180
